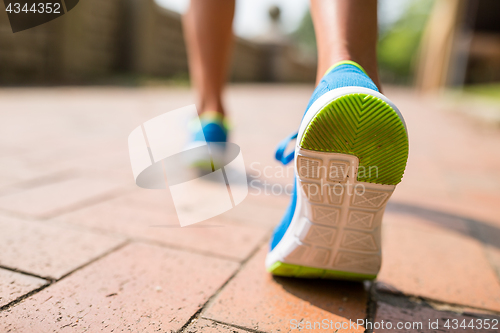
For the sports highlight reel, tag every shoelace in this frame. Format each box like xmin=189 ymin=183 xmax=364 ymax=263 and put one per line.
xmin=275 ymin=132 xmax=298 ymax=165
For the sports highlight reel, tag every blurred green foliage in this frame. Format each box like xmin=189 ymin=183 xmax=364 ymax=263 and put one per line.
xmin=292 ymin=9 xmax=317 ymax=57
xmin=463 ymin=84 xmax=500 ymax=101
xmin=378 ymin=0 xmax=435 ymax=84
xmin=293 ymin=0 xmax=435 ymax=85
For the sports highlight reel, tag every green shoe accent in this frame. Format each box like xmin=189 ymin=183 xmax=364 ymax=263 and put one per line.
xmin=300 ymin=93 xmax=409 ymax=185
xmin=268 ymin=262 xmax=376 ymax=281
xmin=324 ymin=60 xmax=369 ymax=77
xmin=199 ymin=111 xmax=231 ymax=131
xmin=191 ymin=160 xmax=214 ymax=171
xmin=189 ymin=111 xmax=231 ymax=132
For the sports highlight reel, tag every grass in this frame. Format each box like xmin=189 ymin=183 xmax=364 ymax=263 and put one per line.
xmin=462 ymin=83 xmax=500 ymax=102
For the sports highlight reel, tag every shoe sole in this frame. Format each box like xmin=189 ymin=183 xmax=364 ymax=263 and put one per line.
xmin=183 ymin=142 xmax=227 ymax=171
xmin=266 ymin=87 xmax=409 ymax=280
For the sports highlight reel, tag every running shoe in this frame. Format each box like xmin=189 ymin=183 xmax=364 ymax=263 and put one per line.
xmin=187 ymin=111 xmax=229 ymax=170
xmin=266 ymin=61 xmax=409 ymax=280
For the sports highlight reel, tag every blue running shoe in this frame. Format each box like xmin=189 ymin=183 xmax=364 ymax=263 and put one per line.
xmin=192 ymin=111 xmax=228 ymax=144
xmin=187 ymin=111 xmax=229 ymax=169
xmin=266 ymin=61 xmax=409 ymax=280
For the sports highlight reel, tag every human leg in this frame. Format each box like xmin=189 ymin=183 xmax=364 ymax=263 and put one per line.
xmin=182 ymin=0 xmax=235 ymax=115
xmin=310 ymin=0 xmax=380 ymax=89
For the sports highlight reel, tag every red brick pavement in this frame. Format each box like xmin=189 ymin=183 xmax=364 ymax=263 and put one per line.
xmin=0 ymin=86 xmax=499 ymax=332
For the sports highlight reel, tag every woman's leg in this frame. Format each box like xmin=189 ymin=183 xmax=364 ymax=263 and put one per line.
xmin=182 ymin=0 xmax=235 ymax=116
xmin=310 ymin=0 xmax=381 ymax=89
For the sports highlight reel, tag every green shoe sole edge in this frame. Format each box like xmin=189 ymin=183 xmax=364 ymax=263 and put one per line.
xmin=267 ymin=261 xmax=377 ymax=281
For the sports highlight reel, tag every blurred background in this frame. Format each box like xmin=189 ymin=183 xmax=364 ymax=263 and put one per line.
xmin=0 ymin=0 xmax=499 ymax=101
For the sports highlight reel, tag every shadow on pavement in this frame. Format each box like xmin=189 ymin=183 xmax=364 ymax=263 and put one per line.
xmin=273 ymin=275 xmax=368 ymax=320
xmin=387 ymin=202 xmax=500 ymax=250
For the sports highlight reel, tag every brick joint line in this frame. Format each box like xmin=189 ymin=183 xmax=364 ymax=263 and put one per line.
xmin=0 ymin=240 xmax=130 ymax=312
xmin=178 ymin=234 xmax=272 ymax=333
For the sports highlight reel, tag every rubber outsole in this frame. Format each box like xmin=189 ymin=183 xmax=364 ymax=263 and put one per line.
xmin=300 ymin=93 xmax=408 ymax=185
xmin=267 ymin=92 xmax=408 ymax=281
xmin=269 ymin=261 xmax=376 ymax=281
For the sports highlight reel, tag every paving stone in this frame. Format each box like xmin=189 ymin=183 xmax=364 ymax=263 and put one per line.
xmin=0 ymin=177 xmax=123 ymax=218
xmin=374 ymin=297 xmax=500 ymax=333
xmin=0 ymin=216 xmax=125 ymax=279
xmin=111 ymin=188 xmax=178 ymax=212
xmin=203 ymin=246 xmax=368 ymax=333
xmin=121 ymin=188 xmax=288 ymax=230
xmin=0 ymin=243 xmax=239 ymax=333
xmin=218 ymin=194 xmax=288 ymax=229
xmin=1 ymin=85 xmax=500 ymax=331
xmin=0 ymin=268 xmax=47 ymax=308
xmin=0 ymin=146 xmax=104 ymax=189
xmin=185 ymin=319 xmax=250 ymax=333
xmin=485 ymin=245 xmax=500 ymax=283
xmin=391 ymin=191 xmax=500 ymax=232
xmin=57 ymin=195 xmax=269 ymax=261
xmin=227 ymin=85 xmax=307 ymax=175
xmin=388 ymin=91 xmax=500 ymax=227
xmin=378 ymin=213 xmax=500 ymax=312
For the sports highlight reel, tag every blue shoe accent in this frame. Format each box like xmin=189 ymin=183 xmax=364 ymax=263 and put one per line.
xmin=192 ymin=113 xmax=228 ymax=144
xmin=270 ymin=180 xmax=297 ymax=250
xmin=187 ymin=112 xmax=229 ymax=170
xmin=269 ymin=63 xmax=379 ymax=251
xmin=305 ymin=63 xmax=379 ymax=114
xmin=275 ymin=132 xmax=297 ymax=165
xmin=194 ymin=121 xmax=228 ymax=143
